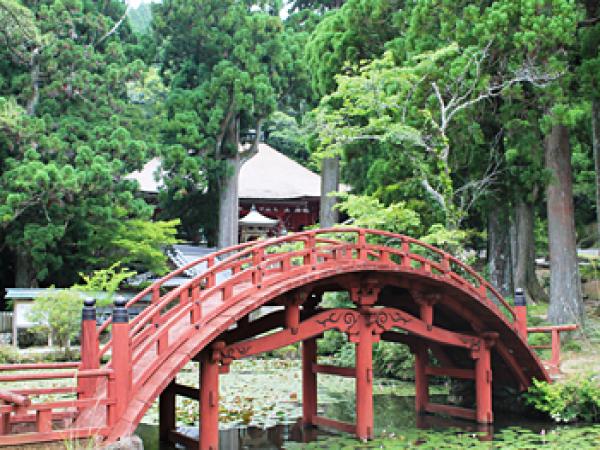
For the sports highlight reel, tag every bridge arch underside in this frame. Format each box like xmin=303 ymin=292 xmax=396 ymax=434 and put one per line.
xmin=110 ymin=266 xmax=548 ymax=445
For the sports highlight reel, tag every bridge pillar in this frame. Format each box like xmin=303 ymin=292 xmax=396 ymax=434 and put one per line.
xmin=474 ymin=333 xmax=497 ymax=424
xmin=200 ymin=347 xmax=220 ymax=450
xmin=355 ymin=311 xmax=374 ymax=440
xmin=413 ymin=343 xmax=429 ymax=414
xmin=159 ymin=381 xmax=176 ymax=443
xmin=302 ymin=337 xmax=317 ymax=427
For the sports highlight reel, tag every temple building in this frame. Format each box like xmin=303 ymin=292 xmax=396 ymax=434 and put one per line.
xmin=127 ymin=143 xmax=322 ymax=240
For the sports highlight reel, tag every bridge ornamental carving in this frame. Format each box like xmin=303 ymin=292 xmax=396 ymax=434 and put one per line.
xmin=0 ymin=228 xmax=553 ymax=448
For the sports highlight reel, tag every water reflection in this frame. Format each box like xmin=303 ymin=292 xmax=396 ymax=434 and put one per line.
xmin=136 ymin=393 xmax=553 ymax=449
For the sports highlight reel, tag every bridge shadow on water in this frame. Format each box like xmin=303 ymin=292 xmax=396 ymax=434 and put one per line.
xmin=136 ymin=393 xmax=553 ymax=449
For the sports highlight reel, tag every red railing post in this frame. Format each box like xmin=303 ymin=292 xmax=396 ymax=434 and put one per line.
xmin=551 ymin=328 xmax=560 ymax=370
xmin=36 ymin=406 xmax=52 ymax=433
xmin=302 ymin=337 xmax=317 ymax=427
xmin=111 ymin=298 xmax=132 ymax=423
xmin=79 ymin=298 xmax=99 ymax=399
xmin=514 ymin=288 xmax=528 ymax=339
xmin=355 ymin=311 xmax=374 ymax=440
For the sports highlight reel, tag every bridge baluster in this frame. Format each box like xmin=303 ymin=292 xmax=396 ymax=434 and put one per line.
xmin=79 ymin=298 xmax=99 ymax=399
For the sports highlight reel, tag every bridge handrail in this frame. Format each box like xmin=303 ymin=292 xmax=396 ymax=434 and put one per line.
xmin=100 ymin=228 xmax=516 ymax=372
xmin=97 ymin=240 xmax=256 ymax=356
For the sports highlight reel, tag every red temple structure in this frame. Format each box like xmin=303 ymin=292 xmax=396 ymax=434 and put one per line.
xmin=126 ymin=143 xmax=322 ymax=239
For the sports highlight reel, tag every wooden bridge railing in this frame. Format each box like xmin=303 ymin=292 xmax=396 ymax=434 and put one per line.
xmin=0 ymin=362 xmax=114 ymax=445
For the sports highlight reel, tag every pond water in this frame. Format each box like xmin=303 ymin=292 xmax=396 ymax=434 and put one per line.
xmin=134 ymin=360 xmax=600 ymax=449
xmin=136 ymin=391 xmax=600 ymax=449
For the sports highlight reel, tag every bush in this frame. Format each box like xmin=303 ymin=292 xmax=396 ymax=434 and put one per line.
xmin=523 ymin=376 xmax=600 ymax=423
xmin=0 ymin=345 xmax=20 ymax=363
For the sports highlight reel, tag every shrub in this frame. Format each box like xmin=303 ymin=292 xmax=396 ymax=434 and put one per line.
xmin=0 ymin=345 xmax=20 ymax=363
xmin=523 ymin=376 xmax=600 ymax=423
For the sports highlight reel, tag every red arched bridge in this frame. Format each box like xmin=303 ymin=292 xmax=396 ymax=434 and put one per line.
xmin=0 ymin=228 xmax=576 ymax=448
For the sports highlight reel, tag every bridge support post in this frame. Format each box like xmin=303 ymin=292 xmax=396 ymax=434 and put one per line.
xmin=79 ymin=298 xmax=99 ymax=399
xmin=200 ymin=348 xmax=220 ymax=450
xmin=302 ymin=337 xmax=317 ymax=427
xmin=159 ymin=380 xmax=176 ymax=443
xmin=355 ymin=311 xmax=374 ymax=441
xmin=474 ymin=333 xmax=497 ymax=424
xmin=109 ymin=298 xmax=131 ymax=425
xmin=413 ymin=343 xmax=429 ymax=414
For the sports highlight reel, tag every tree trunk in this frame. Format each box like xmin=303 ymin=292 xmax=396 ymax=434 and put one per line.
xmin=544 ymin=124 xmax=584 ymax=325
xmin=15 ymin=246 xmax=38 ymax=288
xmin=514 ymin=199 xmax=548 ymax=303
xmin=487 ymin=204 xmax=513 ymax=297
xmin=217 ymin=119 xmax=241 ymax=249
xmin=592 ymin=99 xmax=600 ymax=250
xmin=218 ymin=155 xmax=239 ymax=248
xmin=319 ymin=157 xmax=340 ymax=228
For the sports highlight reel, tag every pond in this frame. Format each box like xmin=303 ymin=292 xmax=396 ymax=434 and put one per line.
xmin=135 ymin=359 xmax=600 ymax=449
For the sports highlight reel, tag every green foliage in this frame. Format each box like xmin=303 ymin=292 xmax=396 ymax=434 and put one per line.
xmin=524 ymin=376 xmax=600 ymax=423
xmin=335 ymin=194 xmax=422 ymax=236
xmin=0 ymin=345 xmax=20 ymax=363
xmin=27 ymin=289 xmax=84 ymax=358
xmin=128 ymin=3 xmax=153 ymax=34
xmin=152 ymin=0 xmax=300 ymax=243
xmin=27 ymin=263 xmax=137 ymax=357
xmin=109 ymin=219 xmax=180 ymax=275
xmin=264 ymin=111 xmax=310 ymax=164
xmin=0 ymin=0 xmax=157 ymax=286
xmin=75 ymin=262 xmax=136 ymax=304
xmin=288 ymin=425 xmax=600 ymax=449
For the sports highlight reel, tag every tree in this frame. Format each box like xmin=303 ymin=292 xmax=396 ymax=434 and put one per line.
xmin=0 ymin=0 xmax=158 ymax=287
xmin=28 ymin=263 xmax=135 ymax=358
xmin=304 ymin=0 xmax=403 ymax=97
xmin=153 ymin=0 xmax=295 ymax=247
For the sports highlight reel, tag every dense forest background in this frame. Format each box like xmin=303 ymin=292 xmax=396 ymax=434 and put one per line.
xmin=1 ymin=0 xmax=599 ymax=327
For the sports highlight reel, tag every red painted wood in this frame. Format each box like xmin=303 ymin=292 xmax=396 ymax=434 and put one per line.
xmin=302 ymin=338 xmax=317 ymax=427
xmin=312 ymin=364 xmax=355 ymax=378
xmin=355 ymin=312 xmax=373 ymax=440
xmin=425 ymin=366 xmax=475 ymax=380
xmin=0 ymin=227 xmax=556 ymax=445
xmin=474 ymin=334 xmax=496 ymax=424
xmin=112 ymin=321 xmax=132 ymax=424
xmin=312 ymin=415 xmax=356 ymax=434
xmin=514 ymin=305 xmax=528 ymax=339
xmin=425 ymin=402 xmax=476 ymax=421
xmin=0 ymin=391 xmax=29 ymax=406
xmin=200 ymin=350 xmax=219 ymax=450
xmin=79 ymin=316 xmax=99 ymax=399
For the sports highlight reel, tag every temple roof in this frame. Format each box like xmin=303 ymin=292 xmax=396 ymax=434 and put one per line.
xmin=125 ymin=143 xmax=321 ymax=200
xmin=238 ymin=143 xmax=320 ymax=200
